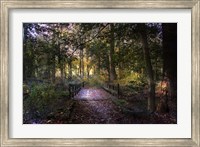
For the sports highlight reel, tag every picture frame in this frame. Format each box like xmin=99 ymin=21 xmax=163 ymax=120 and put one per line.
xmin=0 ymin=0 xmax=199 ymax=146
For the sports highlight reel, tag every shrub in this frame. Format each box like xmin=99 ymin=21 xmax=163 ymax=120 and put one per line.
xmin=117 ymin=72 xmax=147 ymax=90
xmin=23 ymin=82 xmax=69 ymax=123
xmin=86 ymin=75 xmax=105 ymax=87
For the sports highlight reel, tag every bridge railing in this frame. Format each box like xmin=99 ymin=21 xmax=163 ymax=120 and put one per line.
xmin=68 ymin=82 xmax=84 ymax=98
xmin=104 ymin=83 xmax=120 ymax=98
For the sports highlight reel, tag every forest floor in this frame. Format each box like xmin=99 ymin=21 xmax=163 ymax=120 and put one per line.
xmin=25 ymin=86 xmax=177 ymax=124
xmin=67 ymin=86 xmax=177 ymax=124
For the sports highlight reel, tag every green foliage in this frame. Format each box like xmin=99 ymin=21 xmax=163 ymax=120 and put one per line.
xmin=112 ymin=98 xmax=128 ymax=107
xmin=117 ymin=72 xmax=147 ymax=87
xmin=23 ymin=83 xmax=30 ymax=94
xmin=86 ymin=75 xmax=105 ymax=87
xmin=114 ymin=72 xmax=148 ymax=96
xmin=23 ymin=23 xmax=164 ymax=100
xmin=23 ymin=83 xmax=69 ymax=122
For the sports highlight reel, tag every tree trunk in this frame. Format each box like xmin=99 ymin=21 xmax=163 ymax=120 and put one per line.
xmin=86 ymin=56 xmax=90 ymax=79
xmin=97 ymin=55 xmax=101 ymax=75
xmin=60 ymin=65 xmax=63 ymax=80
xmin=64 ymin=64 xmax=66 ymax=80
xmin=52 ymin=57 xmax=56 ymax=83
xmin=23 ymin=24 xmax=29 ymax=81
xmin=140 ymin=24 xmax=156 ymax=112
xmin=109 ymin=23 xmax=117 ymax=82
xmin=118 ymin=62 xmax=123 ymax=79
xmin=87 ymin=67 xmax=90 ymax=78
xmin=47 ymin=67 xmax=51 ymax=80
xmin=81 ymin=49 xmax=84 ymax=78
xmin=162 ymin=23 xmax=177 ymax=100
xmin=68 ymin=58 xmax=72 ymax=80
xmin=118 ymin=46 xmax=123 ymax=79
xmin=60 ymin=63 xmax=65 ymax=82
xmin=79 ymin=57 xmax=82 ymax=77
xmin=106 ymin=54 xmax=110 ymax=81
xmin=79 ymin=49 xmax=84 ymax=78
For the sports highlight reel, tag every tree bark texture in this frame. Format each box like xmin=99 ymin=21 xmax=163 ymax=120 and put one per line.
xmin=109 ymin=23 xmax=117 ymax=82
xmin=162 ymin=23 xmax=177 ymax=100
xmin=140 ymin=24 xmax=156 ymax=112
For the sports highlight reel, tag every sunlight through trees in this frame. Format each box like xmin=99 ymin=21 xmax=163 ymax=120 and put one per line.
xmin=23 ymin=23 xmax=177 ymax=124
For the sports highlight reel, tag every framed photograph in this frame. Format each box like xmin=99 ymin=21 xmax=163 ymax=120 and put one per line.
xmin=1 ymin=0 xmax=199 ymax=146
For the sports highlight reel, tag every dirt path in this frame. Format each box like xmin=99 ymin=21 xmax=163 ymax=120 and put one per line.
xmin=24 ymin=86 xmax=176 ymax=124
xmin=68 ymin=86 xmax=177 ymax=124
xmin=69 ymin=87 xmax=127 ymax=124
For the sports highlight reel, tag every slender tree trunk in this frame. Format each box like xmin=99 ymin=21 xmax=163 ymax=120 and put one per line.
xmin=93 ymin=65 xmax=96 ymax=75
xmin=47 ymin=67 xmax=51 ymax=80
xmin=79 ymin=49 xmax=84 ymax=78
xmin=68 ymin=58 xmax=72 ymax=80
xmin=140 ymin=24 xmax=156 ymax=112
xmin=118 ymin=62 xmax=123 ymax=79
xmin=81 ymin=49 xmax=84 ymax=78
xmin=23 ymin=43 xmax=27 ymax=81
xmin=162 ymin=24 xmax=177 ymax=100
xmin=23 ymin=24 xmax=29 ymax=81
xmin=155 ymin=58 xmax=158 ymax=81
xmin=60 ymin=63 xmax=65 ymax=82
xmin=106 ymin=54 xmax=110 ymax=81
xmin=86 ymin=56 xmax=90 ymax=79
xmin=52 ymin=61 xmax=56 ymax=83
xmin=87 ymin=67 xmax=90 ymax=78
xmin=107 ymin=65 xmax=110 ymax=82
xmin=79 ymin=57 xmax=82 ymax=77
xmin=118 ymin=46 xmax=123 ymax=79
xmin=97 ymin=55 xmax=101 ymax=75
xmin=61 ymin=67 xmax=63 ymax=80
xmin=64 ymin=64 xmax=66 ymax=80
xmin=109 ymin=23 xmax=117 ymax=82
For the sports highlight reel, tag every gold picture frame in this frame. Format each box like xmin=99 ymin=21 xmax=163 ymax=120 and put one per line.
xmin=1 ymin=0 xmax=199 ymax=146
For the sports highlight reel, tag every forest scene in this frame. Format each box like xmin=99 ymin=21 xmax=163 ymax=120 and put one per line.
xmin=23 ymin=23 xmax=177 ymax=124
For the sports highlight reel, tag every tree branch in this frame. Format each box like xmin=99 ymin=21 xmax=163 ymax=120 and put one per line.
xmin=68 ymin=24 xmax=109 ymax=58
